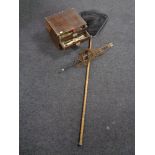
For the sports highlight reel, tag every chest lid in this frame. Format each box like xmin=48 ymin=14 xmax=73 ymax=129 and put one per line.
xmin=45 ymin=8 xmax=87 ymax=36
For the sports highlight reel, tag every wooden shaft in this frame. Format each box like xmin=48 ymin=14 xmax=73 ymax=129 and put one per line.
xmin=78 ymin=38 xmax=92 ymax=146
xmin=78 ymin=60 xmax=91 ymax=146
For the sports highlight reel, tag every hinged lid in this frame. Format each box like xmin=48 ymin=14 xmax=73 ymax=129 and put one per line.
xmin=45 ymin=8 xmax=87 ymax=36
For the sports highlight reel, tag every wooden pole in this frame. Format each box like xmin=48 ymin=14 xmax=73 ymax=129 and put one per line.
xmin=78 ymin=38 xmax=92 ymax=146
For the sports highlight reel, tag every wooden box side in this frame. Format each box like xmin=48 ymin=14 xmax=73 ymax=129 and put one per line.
xmin=45 ymin=20 xmax=61 ymax=49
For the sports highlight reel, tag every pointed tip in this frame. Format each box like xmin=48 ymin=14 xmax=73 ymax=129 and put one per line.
xmin=109 ymin=42 xmax=114 ymax=47
xmin=78 ymin=143 xmax=83 ymax=147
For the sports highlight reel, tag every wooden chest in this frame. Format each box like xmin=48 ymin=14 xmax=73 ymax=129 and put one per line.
xmin=45 ymin=8 xmax=90 ymax=49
